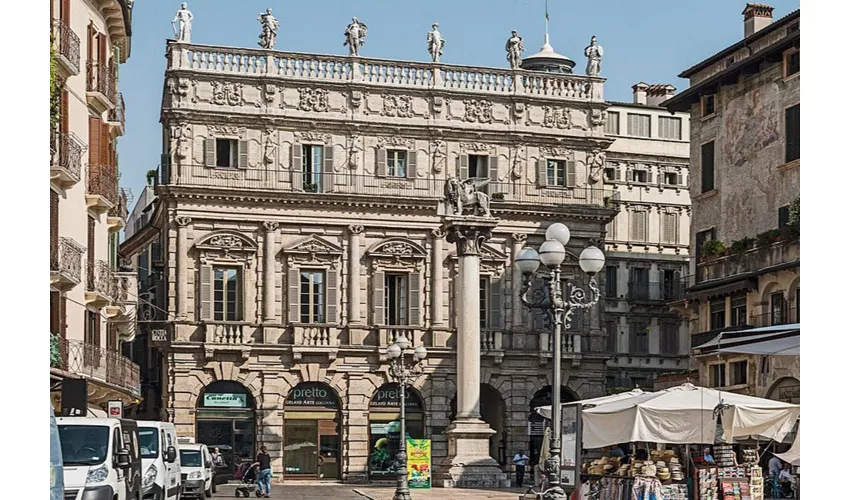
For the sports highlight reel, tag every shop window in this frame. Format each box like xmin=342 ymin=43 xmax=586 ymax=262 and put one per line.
xmin=710 ymin=364 xmax=726 ymax=387
xmin=300 ymin=270 xmax=326 ymax=323
xmin=729 ymin=361 xmax=747 ymax=385
xmin=701 ymin=94 xmax=716 ymax=118
xmin=710 ymin=299 xmax=726 ymax=330
xmin=386 ymin=149 xmax=407 ymax=178
xmin=385 ymin=274 xmax=409 ymax=326
xmin=283 ymin=382 xmax=341 ymax=479
xmin=368 ymin=383 xmax=424 ymax=480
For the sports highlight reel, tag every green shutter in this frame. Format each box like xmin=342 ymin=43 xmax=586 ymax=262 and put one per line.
xmin=200 ymin=265 xmax=212 ymax=320
xmin=408 ymin=272 xmax=420 ymax=325
xmin=288 ymin=268 xmax=300 ymax=324
xmin=326 ymin=269 xmax=338 ymax=324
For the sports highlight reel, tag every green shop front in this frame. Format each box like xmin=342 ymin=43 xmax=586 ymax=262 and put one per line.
xmin=368 ymin=383 xmax=425 ymax=480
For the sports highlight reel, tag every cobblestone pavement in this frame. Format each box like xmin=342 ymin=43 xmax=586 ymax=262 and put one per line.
xmin=353 ymin=485 xmax=528 ymax=499
xmin=214 ymin=482 xmax=528 ymax=499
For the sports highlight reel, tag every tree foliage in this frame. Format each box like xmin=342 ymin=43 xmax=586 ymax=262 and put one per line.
xmin=50 ymin=33 xmax=61 ymax=128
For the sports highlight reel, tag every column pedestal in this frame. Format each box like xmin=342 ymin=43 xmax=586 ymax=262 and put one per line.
xmin=435 ymin=216 xmax=509 ymax=489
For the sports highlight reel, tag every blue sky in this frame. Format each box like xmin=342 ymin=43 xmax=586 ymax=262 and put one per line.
xmin=117 ymin=0 xmax=800 ymax=201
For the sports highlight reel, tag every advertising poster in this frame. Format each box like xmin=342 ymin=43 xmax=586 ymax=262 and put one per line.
xmin=406 ymin=439 xmax=431 ymax=489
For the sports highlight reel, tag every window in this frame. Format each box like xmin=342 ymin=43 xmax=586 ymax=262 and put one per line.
xmin=662 ymin=212 xmax=678 ymax=244
xmin=385 ymin=274 xmax=409 ymax=325
xmin=467 ymin=155 xmax=489 ymax=178
xmin=729 ymin=361 xmax=747 ymax=385
xmin=629 ymin=322 xmax=649 ymax=354
xmin=604 ymin=167 xmax=616 ymax=181
xmin=630 ymin=210 xmax=647 ymax=242
xmin=545 ymin=159 xmax=571 ymax=187
xmin=778 ymin=205 xmax=790 ymax=228
xmin=658 ymin=116 xmax=682 ymax=140
xmin=785 ymin=104 xmax=800 ymax=163
xmin=629 ymin=267 xmax=649 ymax=301
xmin=479 ymin=278 xmax=490 ymax=328
xmin=663 ymin=172 xmax=678 ymax=185
xmin=215 ymin=139 xmax=238 ymax=168
xmin=605 ymin=321 xmax=618 ymax=353
xmin=299 ymin=270 xmax=325 ymax=323
xmin=784 ymin=48 xmax=800 ymax=78
xmin=605 ymin=111 xmax=620 ymax=135
xmin=632 ymin=170 xmax=648 ymax=183
xmin=302 ymin=145 xmax=324 ymax=192
xmin=660 ymin=323 xmax=678 ymax=355
xmin=701 ymin=141 xmax=715 ymax=193
xmin=661 ymin=269 xmax=679 ymax=300
xmin=604 ymin=266 xmax=618 ymax=298
xmin=770 ymin=292 xmax=785 ymax=325
xmin=696 ymin=228 xmax=715 ymax=260
xmin=795 ymin=287 xmax=800 ymax=322
xmin=213 ymin=267 xmax=241 ymax=321
xmin=627 ymin=113 xmax=651 ymax=137
xmin=710 ymin=364 xmax=726 ymax=388
xmin=701 ymin=94 xmax=716 ymax=117
xmin=731 ymin=293 xmax=748 ymax=327
xmin=85 ymin=310 xmax=99 ymax=346
xmin=710 ymin=298 xmax=726 ymax=330
xmin=387 ymin=149 xmax=407 ymax=178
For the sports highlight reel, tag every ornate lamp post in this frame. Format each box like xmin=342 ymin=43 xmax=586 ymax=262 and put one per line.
xmin=514 ymin=223 xmax=605 ymax=500
xmin=387 ymin=335 xmax=427 ymax=500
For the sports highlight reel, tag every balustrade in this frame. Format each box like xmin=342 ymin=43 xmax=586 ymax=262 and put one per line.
xmin=205 ymin=322 xmax=253 ymax=345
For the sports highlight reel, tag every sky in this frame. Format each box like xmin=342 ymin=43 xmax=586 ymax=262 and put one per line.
xmin=117 ymin=0 xmax=801 ymax=203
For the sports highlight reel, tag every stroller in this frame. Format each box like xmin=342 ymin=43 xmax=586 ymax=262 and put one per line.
xmin=233 ymin=462 xmax=261 ymax=498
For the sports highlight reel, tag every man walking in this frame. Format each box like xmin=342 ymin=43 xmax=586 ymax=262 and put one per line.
xmin=252 ymin=446 xmax=272 ymax=498
xmin=513 ymin=450 xmax=530 ymax=488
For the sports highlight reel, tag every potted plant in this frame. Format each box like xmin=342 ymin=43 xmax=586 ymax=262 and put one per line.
xmin=700 ymin=240 xmax=726 ymax=260
xmin=303 ymin=183 xmax=319 ymax=193
xmin=491 ymin=192 xmax=506 ymax=201
xmin=756 ymin=229 xmax=782 ymax=249
xmin=146 ymin=169 xmax=158 ymax=186
xmin=729 ymin=237 xmax=755 ymax=257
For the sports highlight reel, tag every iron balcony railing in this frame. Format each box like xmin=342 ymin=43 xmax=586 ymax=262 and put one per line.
xmin=108 ymin=92 xmax=125 ymax=129
xmin=749 ymin=307 xmax=799 ymax=328
xmin=628 ymin=281 xmax=684 ymax=302
xmin=51 ymin=336 xmax=140 ymax=396
xmin=86 ymin=61 xmax=117 ymax=105
xmin=50 ymin=130 xmax=83 ymax=182
xmin=88 ymin=166 xmax=119 ymax=206
xmin=87 ymin=260 xmax=114 ymax=298
xmin=108 ymin=188 xmax=129 ymax=220
xmin=52 ymin=19 xmax=81 ymax=74
xmin=50 ymin=237 xmax=84 ymax=283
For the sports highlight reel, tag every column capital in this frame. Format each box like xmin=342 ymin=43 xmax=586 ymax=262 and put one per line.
xmin=348 ymin=224 xmax=364 ymax=235
xmin=263 ymin=221 xmax=280 ymax=232
xmin=431 ymin=227 xmax=447 ymax=239
xmin=174 ymin=216 xmax=192 ymax=227
xmin=442 ymin=217 xmax=498 ymax=257
xmin=511 ymin=233 xmax=528 ymax=245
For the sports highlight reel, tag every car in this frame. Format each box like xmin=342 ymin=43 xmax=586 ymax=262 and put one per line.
xmin=178 ymin=443 xmax=217 ymax=499
xmin=137 ymin=421 xmax=181 ymax=500
xmin=50 ymin=403 xmax=64 ymax=500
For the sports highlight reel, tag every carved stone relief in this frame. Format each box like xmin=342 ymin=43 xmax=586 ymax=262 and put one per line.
xmin=431 ymin=140 xmax=447 ymax=174
xmin=285 ymin=236 xmax=343 ymax=269
xmin=196 ymin=231 xmax=258 ymax=267
xmin=508 ymin=145 xmax=525 ymax=180
xmin=513 ymin=101 xmax=526 ymax=123
xmin=347 ymin=135 xmax=363 ymax=170
xmin=376 ymin=136 xmax=414 ymax=150
xmin=262 ymin=129 xmax=278 ymax=166
xmin=294 ymin=131 xmax=332 ymax=144
xmin=539 ymin=146 xmax=573 ymax=158
xmin=297 ymin=87 xmax=330 ymax=112
xmin=171 ymin=123 xmax=192 ymax=159
xmin=167 ymin=77 xmax=191 ymax=107
xmin=368 ymin=238 xmax=427 ymax=270
xmin=432 ymin=96 xmax=444 ymax=115
xmin=543 ymin=107 xmax=573 ymax=129
xmin=350 ymin=90 xmax=364 ymax=111
xmin=258 ymin=83 xmax=278 ymax=106
xmin=210 ymin=81 xmax=244 ymax=106
xmin=590 ymin=108 xmax=606 ymax=129
xmin=381 ymin=95 xmax=415 ymax=118
xmin=208 ymin=126 xmax=248 ymax=139
xmin=460 ymin=142 xmax=494 ymax=154
xmin=462 ymin=99 xmax=494 ymax=123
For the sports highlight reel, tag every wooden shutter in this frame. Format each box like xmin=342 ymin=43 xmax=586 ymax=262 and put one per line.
xmin=98 ymin=32 xmax=106 ymax=65
xmin=326 ymin=269 xmax=338 ymax=324
xmin=60 ymin=295 xmax=67 ymax=337
xmin=60 ymin=0 xmax=71 ymax=23
xmin=88 ymin=117 xmax=101 ymax=167
xmin=626 ymin=168 xmax=633 ymax=182
xmin=199 ymin=265 xmax=212 ymax=321
xmin=785 ymin=105 xmax=800 ymax=162
xmin=701 ymin=142 xmax=715 ymax=192
xmin=373 ymin=271 xmax=385 ymax=325
xmin=677 ymin=172 xmax=683 ymax=186
xmin=51 ymin=291 xmax=61 ymax=334
xmin=566 ymin=160 xmax=576 ymax=187
xmin=536 ymin=159 xmax=547 ymax=187
xmin=238 ymin=140 xmax=248 ymax=168
xmin=101 ymin=122 xmax=110 ymax=169
xmin=488 ymin=156 xmax=499 ymax=193
xmin=376 ymin=148 xmax=387 ymax=177
xmin=407 ymin=150 xmax=417 ymax=179
xmin=291 ymin=144 xmax=303 ymax=190
xmin=323 ymin=145 xmax=334 ymax=192
xmin=489 ymin=276 xmax=502 ymax=329
xmin=204 ymin=138 xmax=215 ymax=167
xmin=93 ymin=310 xmax=101 ymax=347
xmin=87 ymin=23 xmax=93 ymax=64
xmin=160 ymin=153 xmax=170 ymax=183
xmin=50 ymin=190 xmax=59 ymax=263
xmin=663 ymin=213 xmax=677 ymax=244
xmin=632 ymin=211 xmax=646 ymax=241
xmin=459 ymin=155 xmax=469 ymax=180
xmin=87 ymin=217 xmax=95 ymax=284
xmin=615 ymin=166 xmax=621 ymax=180
xmin=288 ymin=268 xmax=300 ymax=324
xmin=647 ymin=169 xmax=654 ymax=185
xmin=408 ymin=272 xmax=420 ymax=325
xmin=60 ymin=90 xmax=69 ymax=134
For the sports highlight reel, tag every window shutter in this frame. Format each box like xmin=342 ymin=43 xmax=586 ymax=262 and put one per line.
xmin=101 ymin=122 xmax=109 ymax=169
xmin=376 ymin=148 xmax=387 ymax=177
xmin=291 ymin=145 xmax=303 ymax=190
xmin=88 ymin=117 xmax=101 ymax=167
xmin=87 ymin=217 xmax=95 ymax=278
xmin=459 ymin=155 xmax=469 ymax=180
xmin=373 ymin=271 xmax=385 ymax=325
xmin=51 ymin=291 xmax=61 ymax=334
xmin=677 ymin=172 xmax=683 ymax=186
xmin=238 ymin=140 xmax=248 ymax=168
xmin=61 ymin=0 xmax=71 ymax=23
xmin=647 ymin=170 xmax=654 ymax=185
xmin=60 ymin=295 xmax=68 ymax=337
xmin=326 ymin=269 xmax=338 ymax=324
xmin=200 ymin=265 xmax=212 ymax=321
xmin=50 ymin=190 xmax=59 ymax=262
xmin=626 ymin=168 xmax=633 ymax=182
xmin=160 ymin=153 xmax=170 ymax=183
xmin=615 ymin=166 xmax=621 ymax=180
xmin=490 ymin=276 xmax=502 ymax=329
xmin=323 ymin=144 xmax=334 ymax=192
xmin=488 ymin=155 xmax=499 ymax=194
xmin=61 ymin=90 xmax=69 ymax=134
xmin=408 ymin=272 xmax=420 ymax=325
xmin=155 ymin=281 xmax=167 ymax=321
xmin=536 ymin=159 xmax=547 ymax=187
xmin=204 ymin=138 xmax=215 ymax=167
xmin=566 ymin=160 xmax=576 ymax=187
xmin=288 ymin=268 xmax=300 ymax=324
xmin=407 ymin=150 xmax=417 ymax=179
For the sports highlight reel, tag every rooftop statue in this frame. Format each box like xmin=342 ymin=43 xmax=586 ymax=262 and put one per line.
xmin=427 ymin=23 xmax=446 ymax=63
xmin=344 ymin=17 xmax=368 ymax=56
xmin=257 ymin=8 xmax=280 ymax=49
xmin=505 ymin=30 xmax=524 ymax=69
xmin=171 ymin=2 xmax=193 ymax=43
xmin=584 ymin=36 xmax=603 ymax=76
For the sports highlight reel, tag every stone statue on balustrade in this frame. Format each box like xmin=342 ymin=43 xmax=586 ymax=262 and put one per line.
xmin=344 ymin=17 xmax=368 ymax=56
xmin=171 ymin=2 xmax=193 ymax=43
xmin=444 ymin=177 xmax=492 ymax=218
xmin=427 ymin=23 xmax=446 ymax=62
xmin=585 ymin=35 xmax=604 ymax=76
xmin=257 ymin=8 xmax=280 ymax=49
xmin=505 ymin=30 xmax=524 ymax=69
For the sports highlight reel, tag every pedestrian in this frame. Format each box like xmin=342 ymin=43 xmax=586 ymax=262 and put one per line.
xmin=702 ymin=446 xmax=715 ymax=465
xmin=211 ymin=447 xmax=224 ymax=467
xmin=512 ymin=449 xmax=530 ymax=488
xmin=768 ymin=454 xmax=783 ymax=477
xmin=609 ymin=444 xmax=625 ymax=458
xmin=252 ymin=446 xmax=272 ymax=498
xmin=778 ymin=463 xmax=793 ymax=497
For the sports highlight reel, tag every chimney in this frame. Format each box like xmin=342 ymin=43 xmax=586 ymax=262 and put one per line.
xmin=632 ymin=82 xmax=649 ymax=105
xmin=743 ymin=3 xmax=774 ymax=38
xmin=646 ymin=84 xmax=676 ymax=107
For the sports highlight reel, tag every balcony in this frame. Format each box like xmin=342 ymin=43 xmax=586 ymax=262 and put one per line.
xmin=204 ymin=321 xmax=255 ymax=345
xmin=166 ymin=166 xmax=620 ymax=209
xmin=52 ymin=19 xmax=81 ymax=77
xmin=50 ymin=237 xmax=84 ymax=291
xmin=51 ymin=336 xmax=140 ymax=399
xmin=50 ymin=131 xmax=84 ymax=189
xmin=86 ymin=61 xmax=116 ymax=114
xmin=696 ymin=239 xmax=800 ymax=285
xmin=86 ymin=166 xmax=118 ymax=213
xmin=749 ymin=307 xmax=799 ymax=328
xmin=628 ymin=281 xmax=683 ymax=303
xmin=107 ymin=92 xmax=125 ymax=136
xmin=85 ymin=260 xmax=115 ymax=308
xmin=107 ymin=188 xmax=129 ymax=232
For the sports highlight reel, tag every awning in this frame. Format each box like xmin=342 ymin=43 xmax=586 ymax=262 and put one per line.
xmin=775 ymin=427 xmax=801 ymax=466
xmin=535 ymin=389 xmax=646 ymax=420
xmin=718 ymin=335 xmax=799 ymax=356
xmin=694 ymin=324 xmax=800 ymax=352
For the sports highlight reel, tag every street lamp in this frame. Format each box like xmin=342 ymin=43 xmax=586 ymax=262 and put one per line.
xmin=515 ymin=224 xmax=604 ymax=500
xmin=387 ymin=335 xmax=427 ymax=500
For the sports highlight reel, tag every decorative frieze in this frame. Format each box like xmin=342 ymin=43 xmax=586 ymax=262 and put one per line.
xmin=462 ymin=99 xmax=495 ymax=124
xmin=376 ymin=136 xmax=414 ymax=150
xmin=297 ymin=87 xmax=330 ymax=112
xmin=542 ymin=107 xmax=573 ymax=129
xmin=294 ymin=131 xmax=332 ymax=144
xmin=381 ymin=94 xmax=415 ymax=118
xmin=211 ymin=81 xmax=244 ymax=106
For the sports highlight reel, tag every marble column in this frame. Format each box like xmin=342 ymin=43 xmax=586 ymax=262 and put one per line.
xmin=511 ymin=233 xmax=528 ymax=330
xmin=174 ymin=216 xmax=191 ymax=320
xmin=431 ymin=228 xmax=446 ymax=327
xmin=348 ymin=225 xmax=364 ymax=323
xmin=263 ymin=222 xmax=279 ymax=323
xmin=437 ymin=216 xmax=509 ymax=489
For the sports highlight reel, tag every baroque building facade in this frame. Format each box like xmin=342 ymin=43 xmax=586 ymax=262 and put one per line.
xmin=49 ymin=0 xmax=139 ymax=413
xmin=149 ymin=37 xmax=621 ymax=482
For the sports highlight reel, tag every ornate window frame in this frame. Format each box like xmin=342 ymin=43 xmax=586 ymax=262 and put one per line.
xmin=194 ymin=230 xmax=259 ymax=322
xmin=283 ymin=235 xmax=343 ymax=326
xmin=367 ymin=238 xmax=427 ymax=328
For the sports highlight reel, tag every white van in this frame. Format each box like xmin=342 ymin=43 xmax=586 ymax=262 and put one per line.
xmin=138 ymin=421 xmax=181 ymax=500
xmin=57 ymin=416 xmax=142 ymax=500
xmin=178 ymin=443 xmax=217 ymax=499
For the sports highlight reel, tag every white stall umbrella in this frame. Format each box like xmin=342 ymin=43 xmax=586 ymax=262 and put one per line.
xmin=535 ymin=388 xmax=647 ymax=420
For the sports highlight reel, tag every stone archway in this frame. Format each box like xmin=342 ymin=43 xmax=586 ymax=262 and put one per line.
xmin=527 ymin=386 xmax=578 ymax=467
xmin=447 ymin=383 xmax=507 ymax=465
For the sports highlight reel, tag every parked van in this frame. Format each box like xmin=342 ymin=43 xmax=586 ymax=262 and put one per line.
xmin=178 ymin=443 xmax=217 ymax=499
xmin=137 ymin=421 xmax=181 ymax=500
xmin=50 ymin=404 xmax=64 ymax=500
xmin=57 ymin=417 xmax=142 ymax=500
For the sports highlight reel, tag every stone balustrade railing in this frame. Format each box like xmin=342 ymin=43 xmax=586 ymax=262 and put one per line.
xmin=481 ymin=330 xmax=503 ymax=352
xmin=293 ymin=324 xmax=338 ymax=346
xmin=205 ymin=322 xmax=254 ymax=344
xmin=168 ymin=42 xmax=603 ymax=102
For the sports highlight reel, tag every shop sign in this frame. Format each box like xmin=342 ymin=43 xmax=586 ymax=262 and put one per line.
xmin=151 ymin=329 xmax=169 ymax=342
xmin=406 ymin=439 xmax=431 ymax=489
xmin=203 ymin=393 xmax=248 ymax=408
xmin=285 ymin=383 xmax=339 ymax=408
xmin=370 ymin=385 xmax=421 ymax=410
xmin=108 ymin=401 xmax=123 ymax=418
xmin=769 ymin=378 xmax=800 ymax=404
